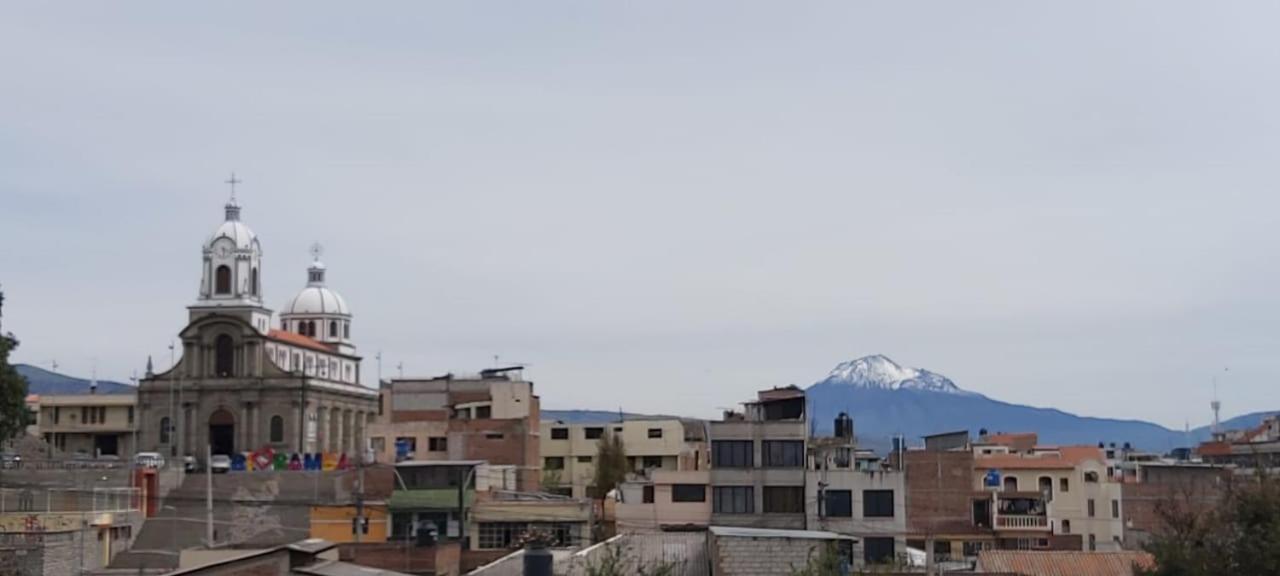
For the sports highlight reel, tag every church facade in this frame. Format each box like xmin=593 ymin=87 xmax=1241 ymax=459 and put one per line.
xmin=137 ymin=195 xmax=378 ymax=460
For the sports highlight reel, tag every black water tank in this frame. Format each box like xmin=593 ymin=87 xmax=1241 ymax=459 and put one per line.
xmin=834 ymin=412 xmax=853 ymax=439
xmin=524 ymin=545 xmax=553 ymax=576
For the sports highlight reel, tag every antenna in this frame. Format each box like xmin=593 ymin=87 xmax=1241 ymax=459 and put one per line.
xmin=1211 ymin=367 xmax=1228 ymax=435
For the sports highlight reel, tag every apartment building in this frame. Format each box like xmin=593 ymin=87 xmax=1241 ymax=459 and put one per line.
xmin=615 ymin=469 xmax=712 ymax=530
xmin=32 ymin=393 xmax=138 ymax=457
xmin=540 ymin=418 xmax=706 ymax=499
xmin=366 ymin=367 xmax=541 ymax=491
xmin=1198 ymin=413 xmax=1280 ymax=471
xmin=708 ymin=386 xmax=808 ymax=530
xmin=971 ymin=433 xmax=1125 ymax=553
xmin=808 ymin=413 xmax=906 ymax=568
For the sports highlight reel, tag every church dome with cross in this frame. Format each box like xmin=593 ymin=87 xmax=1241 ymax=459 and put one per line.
xmin=195 ymin=175 xmax=266 ymax=323
xmin=280 ymin=244 xmax=354 ymax=350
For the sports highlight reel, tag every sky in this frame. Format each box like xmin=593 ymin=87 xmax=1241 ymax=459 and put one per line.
xmin=1 ymin=2 xmax=1278 ymax=429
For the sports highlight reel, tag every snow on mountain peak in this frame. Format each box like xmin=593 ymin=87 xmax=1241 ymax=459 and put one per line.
xmin=817 ymin=355 xmax=974 ymax=395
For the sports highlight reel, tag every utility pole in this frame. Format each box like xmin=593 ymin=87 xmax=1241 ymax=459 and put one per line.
xmin=169 ymin=343 xmax=176 ymax=458
xmin=206 ymin=444 xmax=214 ymax=547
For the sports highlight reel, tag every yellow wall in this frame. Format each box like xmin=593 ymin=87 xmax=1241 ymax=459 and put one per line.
xmin=310 ymin=504 xmax=390 ymax=543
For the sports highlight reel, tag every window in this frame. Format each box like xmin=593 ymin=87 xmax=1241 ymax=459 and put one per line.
xmin=475 ymin=406 xmax=492 ymax=419
xmin=713 ymin=486 xmax=754 ymax=514
xmin=1003 ymin=476 xmax=1018 ymax=492
xmin=485 ymin=432 xmax=504 ymax=440
xmin=344 ymin=322 xmax=350 ymax=339
xmin=863 ymin=489 xmax=895 ymax=518
xmin=642 ymin=456 xmax=663 ymax=469
xmin=429 ymin=437 xmax=448 ymax=452
xmin=763 ymin=440 xmax=804 ymax=468
xmin=712 ymin=440 xmax=753 ymax=468
xmin=1062 ymin=519 xmax=1071 ymax=534
xmin=160 ymin=417 xmax=171 ymax=444
xmin=584 ymin=427 xmax=604 ymax=440
xmin=551 ymin=427 xmax=568 ymax=440
xmin=215 ymin=334 xmax=234 ymax=377
xmin=53 ymin=407 xmax=59 ymax=425
xmin=1085 ymin=471 xmax=1099 ymax=483
xmin=395 ymin=437 xmax=417 ymax=457
xmin=127 ymin=407 xmax=134 ymax=426
xmin=672 ymin=484 xmax=706 ymax=503
xmin=1060 ymin=477 xmax=1069 ymax=493
xmin=215 ymin=265 xmax=231 ymax=294
xmin=1088 ymin=498 xmax=1096 ymax=517
xmin=545 ymin=457 xmax=565 ymax=470
xmin=329 ymin=321 xmax=338 ymax=338
xmin=763 ymin=486 xmax=804 ymax=514
xmin=99 ymin=406 xmax=106 ymax=423
xmin=270 ymin=415 xmax=284 ymax=443
xmin=576 ymin=456 xmax=592 ymax=463
xmin=824 ymin=490 xmax=853 ymax=517
xmin=1111 ymin=499 xmax=1119 ymax=519
xmin=251 ymin=268 xmax=259 ymax=295
xmin=1088 ymin=534 xmax=1096 ymax=551
xmin=643 ymin=485 xmax=655 ymax=503
xmin=647 ymin=428 xmax=663 ymax=439
xmin=864 ymin=537 xmax=895 ymax=565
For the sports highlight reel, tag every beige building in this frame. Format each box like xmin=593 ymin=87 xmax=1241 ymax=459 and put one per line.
xmin=33 ymin=393 xmax=138 ymax=457
xmin=539 ymin=418 xmax=706 ymax=499
xmin=615 ymin=469 xmax=711 ymax=530
xmin=971 ymin=434 xmax=1125 ymax=552
xmin=709 ymin=386 xmax=808 ymax=530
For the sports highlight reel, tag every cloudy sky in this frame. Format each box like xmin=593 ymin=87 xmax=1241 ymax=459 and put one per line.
xmin=2 ymin=2 xmax=1277 ymax=429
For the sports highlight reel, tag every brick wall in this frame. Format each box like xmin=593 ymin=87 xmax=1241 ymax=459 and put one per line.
xmin=711 ymin=535 xmax=833 ymax=576
xmin=904 ymin=450 xmax=982 ymax=535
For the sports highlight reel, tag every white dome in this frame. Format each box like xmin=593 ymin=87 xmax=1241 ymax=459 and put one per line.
xmin=283 ymin=285 xmax=350 ymax=316
xmin=206 ymin=219 xmax=258 ymax=251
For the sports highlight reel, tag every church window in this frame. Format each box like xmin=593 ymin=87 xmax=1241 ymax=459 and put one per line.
xmin=344 ymin=322 xmax=350 ymax=339
xmin=307 ymin=321 xmax=316 ymax=337
xmin=270 ymin=416 xmax=284 ymax=443
xmin=292 ymin=353 xmax=301 ymax=371
xmin=215 ymin=334 xmax=234 ymax=377
xmin=214 ymin=265 xmax=232 ymax=295
xmin=329 ymin=321 xmax=338 ymax=338
xmin=160 ymin=417 xmax=171 ymax=444
xmin=329 ymin=360 xmax=338 ymax=378
xmin=251 ymin=268 xmax=259 ymax=296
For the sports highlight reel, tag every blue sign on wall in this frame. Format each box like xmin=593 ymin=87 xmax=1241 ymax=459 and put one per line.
xmin=983 ymin=469 xmax=1002 ymax=488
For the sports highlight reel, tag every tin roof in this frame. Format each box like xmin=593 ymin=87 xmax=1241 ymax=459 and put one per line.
xmin=978 ymin=550 xmax=1155 ymax=576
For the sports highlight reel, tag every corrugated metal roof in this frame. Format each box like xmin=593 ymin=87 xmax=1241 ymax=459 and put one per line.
xmin=977 ymin=551 xmax=1155 ymax=576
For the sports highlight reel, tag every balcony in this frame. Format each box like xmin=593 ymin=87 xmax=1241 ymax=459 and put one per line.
xmin=995 ymin=514 xmax=1049 ymax=530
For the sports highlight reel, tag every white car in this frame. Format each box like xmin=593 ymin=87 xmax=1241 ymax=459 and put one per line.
xmin=209 ymin=454 xmax=232 ymax=474
xmin=134 ymin=452 xmax=166 ymax=470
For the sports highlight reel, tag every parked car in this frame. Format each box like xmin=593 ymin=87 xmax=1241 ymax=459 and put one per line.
xmin=0 ymin=453 xmax=20 ymax=469
xmin=183 ymin=455 xmax=198 ymax=472
xmin=134 ymin=452 xmax=166 ymax=469
xmin=209 ymin=454 xmax=232 ymax=474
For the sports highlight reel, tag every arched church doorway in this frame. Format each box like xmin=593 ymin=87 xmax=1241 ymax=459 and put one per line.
xmin=209 ymin=408 xmax=235 ymax=456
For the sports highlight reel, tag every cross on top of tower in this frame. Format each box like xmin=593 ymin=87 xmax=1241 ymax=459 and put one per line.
xmin=310 ymin=242 xmax=324 ymax=262
xmin=225 ymin=172 xmax=242 ymax=204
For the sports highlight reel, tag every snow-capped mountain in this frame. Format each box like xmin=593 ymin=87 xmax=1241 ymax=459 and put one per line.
xmin=815 ymin=354 xmax=978 ymax=396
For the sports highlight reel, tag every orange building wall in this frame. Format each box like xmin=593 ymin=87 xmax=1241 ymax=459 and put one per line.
xmin=310 ymin=504 xmax=390 ymax=544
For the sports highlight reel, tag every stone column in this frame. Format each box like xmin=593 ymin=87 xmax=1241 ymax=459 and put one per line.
xmin=317 ymin=407 xmax=328 ymax=453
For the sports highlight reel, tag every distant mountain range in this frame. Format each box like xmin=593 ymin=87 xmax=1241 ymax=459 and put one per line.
xmin=807 ymin=355 xmax=1276 ymax=452
xmin=15 ymin=364 xmax=135 ymax=395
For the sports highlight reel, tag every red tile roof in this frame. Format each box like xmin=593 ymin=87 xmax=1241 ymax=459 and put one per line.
xmin=978 ymin=551 xmax=1155 ymax=576
xmin=267 ymin=329 xmax=334 ymax=353
xmin=985 ymin=432 xmax=1039 ymax=446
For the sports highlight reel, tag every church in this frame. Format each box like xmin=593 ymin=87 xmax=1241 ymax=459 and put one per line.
xmin=137 ymin=191 xmax=378 ymax=460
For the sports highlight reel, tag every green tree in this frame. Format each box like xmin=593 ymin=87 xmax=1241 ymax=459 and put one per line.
xmin=1140 ymin=468 xmax=1280 ymax=576
xmin=591 ymin=432 xmax=628 ymax=503
xmin=0 ymin=290 xmax=30 ymax=443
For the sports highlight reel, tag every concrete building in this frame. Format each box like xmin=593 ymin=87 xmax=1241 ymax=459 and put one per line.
xmin=540 ymin=418 xmax=707 ymax=499
xmin=972 ymin=435 xmax=1126 ymax=553
xmin=137 ymin=196 xmax=377 ymax=461
xmin=31 ymin=393 xmax=137 ymax=457
xmin=1197 ymin=413 xmax=1280 ymax=471
xmin=807 ymin=413 xmax=906 ymax=568
xmin=708 ymin=386 xmax=808 ymax=530
xmin=367 ymin=368 xmax=542 ymax=491
xmin=1119 ymin=462 xmax=1227 ymax=549
xmin=615 ymin=469 xmax=712 ymax=530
